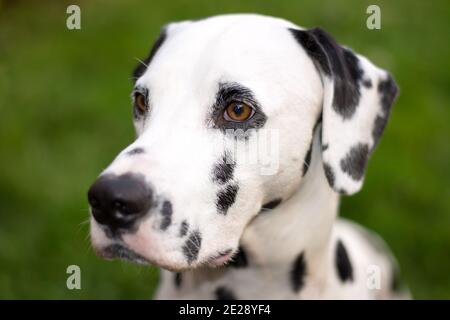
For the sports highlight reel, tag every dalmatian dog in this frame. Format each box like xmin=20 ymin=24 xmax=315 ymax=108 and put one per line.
xmin=88 ymin=14 xmax=409 ymax=299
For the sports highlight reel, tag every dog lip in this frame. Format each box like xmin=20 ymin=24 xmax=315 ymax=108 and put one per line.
xmin=206 ymin=249 xmax=234 ymax=266
xmin=95 ymin=244 xmax=236 ymax=272
xmin=99 ymin=243 xmax=151 ymax=265
xmin=96 ymin=244 xmax=187 ymax=271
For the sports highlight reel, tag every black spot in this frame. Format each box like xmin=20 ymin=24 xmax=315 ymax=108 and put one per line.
xmin=372 ymin=76 xmax=398 ymax=148
xmin=215 ymin=286 xmax=237 ymax=300
xmin=362 ymin=79 xmax=373 ymax=88
xmin=179 ymin=220 xmax=189 ymax=237
xmin=160 ymin=200 xmax=172 ymax=231
xmin=323 ymin=163 xmax=335 ymax=187
xmin=216 ymin=184 xmax=239 ymax=215
xmin=335 ymin=239 xmax=353 ymax=282
xmin=340 ymin=143 xmax=370 ymax=181
xmin=302 ymin=142 xmax=313 ymax=176
xmin=127 ymin=147 xmax=145 ymax=156
xmin=174 ymin=272 xmax=182 ymax=288
xmin=261 ymin=198 xmax=282 ymax=211
xmin=182 ymin=230 xmax=202 ymax=264
xmin=290 ymin=251 xmax=307 ymax=293
xmin=228 ymin=247 xmax=248 ymax=268
xmin=322 ymin=143 xmax=329 ymax=151
xmin=378 ymin=75 xmax=399 ymax=113
xmin=372 ymin=115 xmax=388 ymax=147
xmin=212 ymin=152 xmax=235 ymax=185
xmin=132 ymin=29 xmax=167 ymax=80
xmin=289 ymin=28 xmax=364 ymax=119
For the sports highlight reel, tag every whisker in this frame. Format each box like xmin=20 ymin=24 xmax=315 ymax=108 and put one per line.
xmin=134 ymin=57 xmax=148 ymax=68
xmin=78 ymin=218 xmax=90 ymax=227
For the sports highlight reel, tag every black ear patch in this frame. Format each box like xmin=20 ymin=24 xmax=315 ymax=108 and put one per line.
xmin=340 ymin=143 xmax=370 ymax=181
xmin=363 ymin=78 xmax=373 ymax=88
xmin=335 ymin=239 xmax=353 ymax=282
xmin=290 ymin=28 xmax=331 ymax=75
xmin=379 ymin=75 xmax=399 ymax=112
xmin=132 ymin=29 xmax=167 ymax=80
xmin=290 ymin=251 xmax=307 ymax=293
xmin=289 ymin=28 xmax=364 ymax=120
xmin=372 ymin=76 xmax=398 ymax=148
xmin=182 ymin=230 xmax=202 ymax=264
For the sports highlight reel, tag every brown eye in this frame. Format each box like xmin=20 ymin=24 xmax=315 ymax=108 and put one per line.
xmin=134 ymin=93 xmax=147 ymax=114
xmin=224 ymin=102 xmax=254 ymax=122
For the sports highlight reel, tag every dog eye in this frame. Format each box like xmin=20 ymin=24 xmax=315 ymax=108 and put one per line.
xmin=224 ymin=102 xmax=255 ymax=122
xmin=134 ymin=93 xmax=147 ymax=114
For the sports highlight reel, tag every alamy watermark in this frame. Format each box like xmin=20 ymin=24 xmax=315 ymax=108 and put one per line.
xmin=366 ymin=5 xmax=381 ymax=30
xmin=366 ymin=264 xmax=382 ymax=290
xmin=223 ymin=129 xmax=280 ymax=176
xmin=66 ymin=264 xmax=81 ymax=290
xmin=66 ymin=5 xmax=81 ymax=30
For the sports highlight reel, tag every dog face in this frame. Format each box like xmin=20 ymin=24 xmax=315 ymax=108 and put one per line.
xmin=88 ymin=14 xmax=397 ymax=271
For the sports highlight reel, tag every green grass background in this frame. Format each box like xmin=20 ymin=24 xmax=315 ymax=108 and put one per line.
xmin=0 ymin=0 xmax=449 ymax=299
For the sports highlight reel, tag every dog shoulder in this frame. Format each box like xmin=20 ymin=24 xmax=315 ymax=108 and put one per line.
xmin=330 ymin=219 xmax=410 ymax=299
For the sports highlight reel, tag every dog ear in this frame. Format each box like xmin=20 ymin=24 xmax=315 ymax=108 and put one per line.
xmin=290 ymin=28 xmax=398 ymax=195
xmin=132 ymin=21 xmax=192 ymax=81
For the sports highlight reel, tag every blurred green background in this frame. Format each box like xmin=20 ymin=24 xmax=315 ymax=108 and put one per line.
xmin=0 ymin=0 xmax=449 ymax=299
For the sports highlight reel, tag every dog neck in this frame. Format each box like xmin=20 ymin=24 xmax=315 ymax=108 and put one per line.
xmin=240 ymin=128 xmax=339 ymax=269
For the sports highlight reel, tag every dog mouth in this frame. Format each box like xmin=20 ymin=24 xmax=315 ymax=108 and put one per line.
xmin=96 ymin=243 xmax=236 ymax=270
xmin=97 ymin=243 xmax=151 ymax=265
xmin=206 ymin=249 xmax=234 ymax=267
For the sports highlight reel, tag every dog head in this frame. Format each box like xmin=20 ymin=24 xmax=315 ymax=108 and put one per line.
xmin=88 ymin=14 xmax=397 ymax=271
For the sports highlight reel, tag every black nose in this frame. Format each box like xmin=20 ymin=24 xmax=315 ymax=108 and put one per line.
xmin=88 ymin=173 xmax=152 ymax=230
